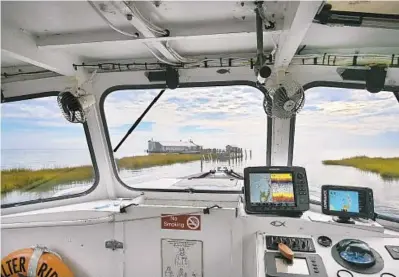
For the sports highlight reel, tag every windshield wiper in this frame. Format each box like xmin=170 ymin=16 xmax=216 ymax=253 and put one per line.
xmin=189 ymin=169 xmax=244 ymax=180
xmin=113 ymin=88 xmax=166 ymax=152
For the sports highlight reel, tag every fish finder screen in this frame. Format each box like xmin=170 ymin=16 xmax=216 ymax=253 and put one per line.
xmin=249 ymin=173 xmax=295 ymax=205
xmin=329 ymin=190 xmax=360 ymax=213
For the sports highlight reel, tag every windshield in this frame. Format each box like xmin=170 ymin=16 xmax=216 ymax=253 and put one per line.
xmin=1 ymin=96 xmax=96 ymax=206
xmin=103 ymin=85 xmax=266 ymax=191
xmin=294 ymin=87 xmax=399 ymax=218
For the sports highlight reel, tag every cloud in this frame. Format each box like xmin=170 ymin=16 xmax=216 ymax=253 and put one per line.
xmin=179 ymin=125 xmax=223 ymax=134
xmin=295 ymin=87 xmax=399 ymax=161
xmin=1 ymin=85 xmax=398 ymax=167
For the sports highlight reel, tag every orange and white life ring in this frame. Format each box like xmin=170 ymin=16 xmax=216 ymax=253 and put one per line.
xmin=1 ymin=246 xmax=74 ymax=277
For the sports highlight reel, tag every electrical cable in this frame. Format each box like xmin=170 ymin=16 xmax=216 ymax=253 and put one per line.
xmin=294 ymin=53 xmax=395 ymax=59
xmin=380 ymin=273 xmax=396 ymax=277
xmin=90 ymin=0 xmax=182 ymax=64
xmin=165 ymin=42 xmax=190 ymax=62
xmin=1 ymin=70 xmax=51 ymax=78
xmin=88 ymin=0 xmax=178 ymax=64
xmin=144 ymin=44 xmax=180 ymax=65
xmin=67 ymin=52 xmax=395 ymax=74
xmin=87 ymin=0 xmax=139 ymax=38
xmin=89 ymin=0 xmax=253 ymax=66
xmin=122 ymin=1 xmax=167 ymax=35
xmin=108 ymin=0 xmax=165 ymax=36
xmin=165 ymin=41 xmax=198 ymax=63
xmin=71 ymin=58 xmax=253 ymax=72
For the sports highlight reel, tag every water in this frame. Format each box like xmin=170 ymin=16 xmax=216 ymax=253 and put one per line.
xmin=1 ymin=149 xmax=93 ymax=170
xmin=117 ymin=156 xmax=399 ymax=217
xmin=1 ymin=150 xmax=399 ymax=218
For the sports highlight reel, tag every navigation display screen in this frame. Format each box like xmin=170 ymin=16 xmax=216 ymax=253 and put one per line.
xmin=329 ymin=190 xmax=360 ymax=213
xmin=321 ymin=185 xmax=374 ymax=219
xmin=249 ymin=173 xmax=295 ymax=205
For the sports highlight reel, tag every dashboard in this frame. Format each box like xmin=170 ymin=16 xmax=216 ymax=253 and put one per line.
xmin=255 ymin=232 xmax=399 ymax=277
xmin=243 ymin=166 xmax=399 ymax=277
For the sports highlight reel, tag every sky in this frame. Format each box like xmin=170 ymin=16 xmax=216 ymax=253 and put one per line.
xmin=1 ymin=85 xmax=399 ymax=166
xmin=294 ymin=87 xmax=399 ymax=160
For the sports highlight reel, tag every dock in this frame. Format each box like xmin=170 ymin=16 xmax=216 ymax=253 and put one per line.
xmin=147 ymin=140 xmax=250 ymax=160
xmin=201 ymin=145 xmax=251 ymax=161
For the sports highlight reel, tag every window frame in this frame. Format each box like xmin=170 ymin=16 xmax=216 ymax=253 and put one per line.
xmin=100 ymin=80 xmax=270 ymax=194
xmin=289 ymin=81 xmax=399 ymax=203
xmin=1 ymin=91 xmax=100 ymax=209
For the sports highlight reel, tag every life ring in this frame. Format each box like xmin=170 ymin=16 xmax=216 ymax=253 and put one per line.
xmin=1 ymin=246 xmax=74 ymax=277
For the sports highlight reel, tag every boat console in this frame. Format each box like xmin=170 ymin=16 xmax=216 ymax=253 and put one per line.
xmin=255 ymin=232 xmax=399 ymax=277
xmin=2 ymin=165 xmax=398 ymax=277
xmin=244 ymin=166 xmax=399 ymax=277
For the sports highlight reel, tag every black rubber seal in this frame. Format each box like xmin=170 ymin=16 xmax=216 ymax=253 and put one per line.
xmin=381 ymin=273 xmax=396 ymax=277
xmin=337 ymin=269 xmax=354 ymax=277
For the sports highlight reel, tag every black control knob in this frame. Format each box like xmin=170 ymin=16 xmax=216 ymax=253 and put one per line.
xmin=291 ymin=239 xmax=297 ymax=249
xmin=301 ymin=240 xmax=307 ymax=250
xmin=271 ymin=237 xmax=278 ymax=249
xmin=297 ymin=172 xmax=304 ymax=179
xmin=285 ymin=238 xmax=290 ymax=244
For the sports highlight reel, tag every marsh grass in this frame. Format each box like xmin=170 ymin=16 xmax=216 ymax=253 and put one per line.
xmin=116 ymin=153 xmax=203 ymax=170
xmin=322 ymin=156 xmax=399 ymax=180
xmin=1 ymin=166 xmax=94 ymax=193
xmin=1 ymin=154 xmax=203 ymax=193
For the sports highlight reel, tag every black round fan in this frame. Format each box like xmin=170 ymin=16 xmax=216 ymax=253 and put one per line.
xmin=57 ymin=91 xmax=86 ymax=123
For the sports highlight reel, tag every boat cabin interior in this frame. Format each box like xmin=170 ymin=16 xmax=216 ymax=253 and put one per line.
xmin=1 ymin=1 xmax=399 ymax=277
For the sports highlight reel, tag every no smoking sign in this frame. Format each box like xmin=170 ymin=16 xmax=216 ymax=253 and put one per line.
xmin=161 ymin=214 xmax=201 ymax=231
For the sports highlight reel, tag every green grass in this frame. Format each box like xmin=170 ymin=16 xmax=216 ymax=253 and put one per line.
xmin=1 ymin=166 xmax=94 ymax=193
xmin=1 ymin=154 xmax=203 ymax=194
xmin=116 ymin=153 xmax=203 ymax=170
xmin=322 ymin=156 xmax=399 ymax=180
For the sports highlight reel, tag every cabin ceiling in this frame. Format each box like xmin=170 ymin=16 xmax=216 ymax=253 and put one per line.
xmin=1 ymin=1 xmax=399 ymax=77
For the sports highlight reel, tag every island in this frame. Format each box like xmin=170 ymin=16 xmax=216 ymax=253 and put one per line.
xmin=322 ymin=156 xmax=399 ymax=180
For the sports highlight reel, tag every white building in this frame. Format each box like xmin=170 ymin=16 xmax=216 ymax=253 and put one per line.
xmin=148 ymin=139 xmax=202 ymax=153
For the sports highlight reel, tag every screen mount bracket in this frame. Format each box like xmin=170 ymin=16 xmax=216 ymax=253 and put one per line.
xmin=333 ymin=216 xmax=355 ymax=224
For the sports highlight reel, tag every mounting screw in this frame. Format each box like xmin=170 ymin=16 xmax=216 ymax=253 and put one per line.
xmin=240 ymin=2 xmax=244 ymax=7
xmin=126 ymin=14 xmax=133 ymax=21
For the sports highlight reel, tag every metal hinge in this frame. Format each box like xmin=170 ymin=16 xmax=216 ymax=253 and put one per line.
xmin=105 ymin=240 xmax=124 ymax=251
